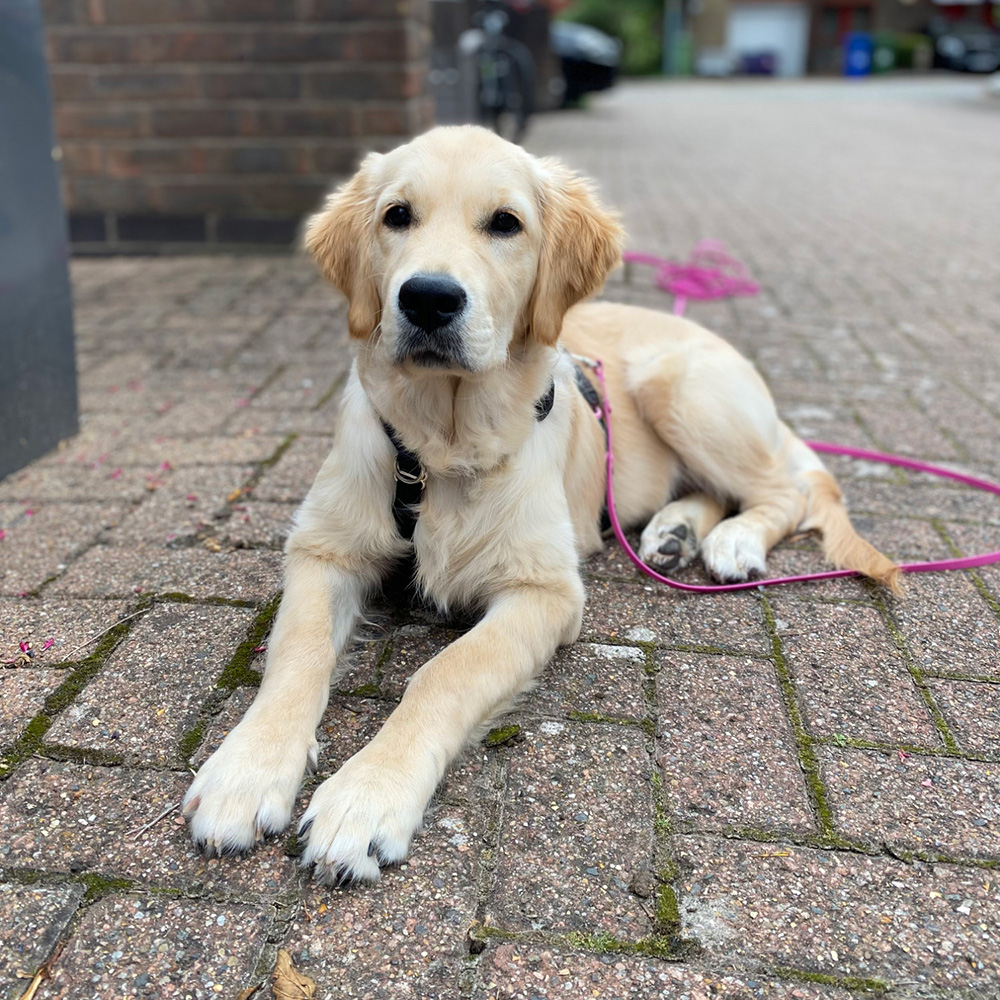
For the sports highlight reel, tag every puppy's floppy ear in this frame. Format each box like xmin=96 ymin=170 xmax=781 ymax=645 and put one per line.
xmin=304 ymin=152 xmax=383 ymax=340
xmin=529 ymin=158 xmax=624 ymax=346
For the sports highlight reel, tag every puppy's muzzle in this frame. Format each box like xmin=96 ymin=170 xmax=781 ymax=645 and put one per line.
xmin=396 ymin=274 xmax=470 ymax=369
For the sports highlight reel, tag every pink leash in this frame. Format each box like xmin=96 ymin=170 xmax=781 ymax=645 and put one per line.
xmin=592 ymin=246 xmax=1000 ymax=592
xmin=623 ymin=241 xmax=759 ymax=318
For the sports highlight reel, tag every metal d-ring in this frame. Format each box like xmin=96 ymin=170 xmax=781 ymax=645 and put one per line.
xmin=394 ymin=459 xmax=426 ymax=486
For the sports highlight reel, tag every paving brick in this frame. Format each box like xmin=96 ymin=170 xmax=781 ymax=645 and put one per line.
xmin=36 ymin=894 xmax=271 ymax=1000
xmin=582 ymin=531 xmax=648 ymax=582
xmin=0 ymin=503 xmax=130 ymax=595
xmin=842 ymin=479 xmax=1000 ymax=524
xmin=247 ymin=364 xmax=347 ymax=411
xmin=52 ymin=419 xmax=169 ymax=466
xmin=189 ymin=687 xmax=256 ymax=767
xmin=821 ymin=747 xmax=1000 ymax=859
xmin=110 ymin=433 xmax=286 ymax=467
xmin=839 ymin=515 xmax=954 ymax=562
xmin=150 ymin=392 xmax=262 ymax=436
xmin=106 ymin=465 xmax=255 ymax=547
xmin=0 ymin=883 xmax=84 ymax=996
xmin=532 ymin=641 xmax=648 ymax=721
xmin=754 ymin=545 xmax=872 ymax=602
xmin=46 ymin=545 xmax=282 ymax=601
xmin=279 ymin=798 xmax=477 ymax=999
xmin=218 ymin=500 xmax=296 ymax=549
xmin=0 ymin=598 xmax=130 ymax=665
xmin=252 ymin=435 xmax=334 ymax=502
xmin=224 ymin=405 xmax=343 ymax=436
xmin=488 ymin=723 xmax=655 ymax=937
xmin=377 ymin=623 xmax=461 ymax=699
xmin=675 ymin=834 xmax=1000 ymax=990
xmin=476 ymin=943 xmax=856 ymax=1000
xmin=0 ymin=760 xmax=295 ymax=894
xmin=0 ymin=462 xmax=161 ymax=503
xmin=770 ymin=600 xmax=940 ymax=746
xmin=853 ymin=400 xmax=964 ymax=462
xmin=890 ymin=574 xmax=1000 ymax=676
xmin=46 ymin=603 xmax=254 ymax=764
xmin=0 ymin=671 xmax=64 ymax=746
xmin=332 ymin=620 xmax=394 ymax=696
xmin=581 ymin=581 xmax=769 ymax=655
xmin=943 ymin=520 xmax=1000 ymax=561
xmin=928 ymin=678 xmax=1000 ymax=752
xmin=656 ymin=653 xmax=815 ymax=834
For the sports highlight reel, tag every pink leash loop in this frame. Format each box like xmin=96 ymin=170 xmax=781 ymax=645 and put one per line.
xmin=623 ymin=241 xmax=760 ymax=318
xmin=591 ymin=360 xmax=1000 ymax=592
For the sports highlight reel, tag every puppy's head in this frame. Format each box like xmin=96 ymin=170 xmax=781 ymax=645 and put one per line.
xmin=305 ymin=125 xmax=623 ymax=374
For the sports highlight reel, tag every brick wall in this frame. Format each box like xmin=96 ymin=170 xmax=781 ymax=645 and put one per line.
xmin=43 ymin=0 xmax=433 ymax=252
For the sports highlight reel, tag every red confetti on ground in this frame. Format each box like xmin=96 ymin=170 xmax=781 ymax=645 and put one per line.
xmin=19 ymin=641 xmax=30 ymax=653
xmin=253 ymin=645 xmax=267 ymax=653
xmin=0 ymin=529 xmax=6 ymax=541
xmin=897 ymin=750 xmax=910 ymax=763
xmin=160 ymin=461 xmax=173 ymax=471
xmin=110 ymin=468 xmax=123 ymax=479
xmin=42 ymin=638 xmax=55 ymax=651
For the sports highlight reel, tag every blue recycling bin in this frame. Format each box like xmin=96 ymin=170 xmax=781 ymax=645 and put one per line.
xmin=843 ymin=32 xmax=873 ymax=76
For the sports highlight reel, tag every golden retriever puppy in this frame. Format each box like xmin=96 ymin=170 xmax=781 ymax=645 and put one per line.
xmin=182 ymin=125 xmax=897 ymax=883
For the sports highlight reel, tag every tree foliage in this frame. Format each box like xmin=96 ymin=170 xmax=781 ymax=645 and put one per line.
xmin=559 ymin=0 xmax=664 ymax=75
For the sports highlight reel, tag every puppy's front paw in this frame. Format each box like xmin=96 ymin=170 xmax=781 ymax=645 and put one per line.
xmin=183 ymin=718 xmax=317 ymax=857
xmin=701 ymin=520 xmax=766 ymax=583
xmin=298 ymin=748 xmax=433 ymax=885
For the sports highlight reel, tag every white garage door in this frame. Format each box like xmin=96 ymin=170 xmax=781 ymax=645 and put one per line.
xmin=728 ymin=2 xmax=811 ymax=77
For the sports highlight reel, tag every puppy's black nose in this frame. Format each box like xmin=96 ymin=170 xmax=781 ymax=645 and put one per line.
xmin=398 ymin=275 xmax=467 ymax=333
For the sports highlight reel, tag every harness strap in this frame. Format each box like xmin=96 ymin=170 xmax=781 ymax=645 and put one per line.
xmin=382 ymin=421 xmax=426 ymax=541
xmin=383 ymin=378 xmax=556 ymax=540
xmin=571 ymin=359 xmax=612 ymax=533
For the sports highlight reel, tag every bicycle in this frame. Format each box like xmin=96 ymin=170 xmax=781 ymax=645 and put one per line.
xmin=471 ymin=2 xmax=535 ymax=144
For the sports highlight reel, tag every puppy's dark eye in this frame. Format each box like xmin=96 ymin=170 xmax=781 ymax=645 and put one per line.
xmin=384 ymin=204 xmax=411 ymax=229
xmin=488 ymin=211 xmax=521 ymax=236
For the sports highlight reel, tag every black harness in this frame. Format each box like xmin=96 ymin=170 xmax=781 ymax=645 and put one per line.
xmin=382 ymin=365 xmax=608 ymax=540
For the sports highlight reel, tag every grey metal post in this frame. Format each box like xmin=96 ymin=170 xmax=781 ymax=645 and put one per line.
xmin=0 ymin=0 xmax=78 ymax=480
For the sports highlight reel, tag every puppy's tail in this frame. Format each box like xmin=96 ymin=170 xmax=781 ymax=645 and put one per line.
xmin=799 ymin=469 xmax=901 ymax=594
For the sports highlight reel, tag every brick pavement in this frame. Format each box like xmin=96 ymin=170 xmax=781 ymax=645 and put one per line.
xmin=2 ymin=78 xmax=999 ymax=998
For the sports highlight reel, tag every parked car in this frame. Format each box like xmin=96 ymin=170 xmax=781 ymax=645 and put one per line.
xmin=549 ymin=20 xmax=621 ymax=105
xmin=929 ymin=20 xmax=1000 ymax=74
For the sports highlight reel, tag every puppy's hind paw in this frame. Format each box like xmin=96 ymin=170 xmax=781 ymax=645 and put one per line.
xmin=639 ymin=520 xmax=699 ymax=573
xmin=700 ymin=521 xmax=767 ymax=583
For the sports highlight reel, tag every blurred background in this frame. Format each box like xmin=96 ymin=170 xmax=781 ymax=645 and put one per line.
xmin=30 ymin=0 xmax=1000 ymax=255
